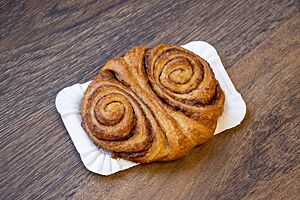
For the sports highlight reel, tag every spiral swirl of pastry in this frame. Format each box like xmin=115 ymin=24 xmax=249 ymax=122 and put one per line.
xmin=81 ymin=44 xmax=225 ymax=163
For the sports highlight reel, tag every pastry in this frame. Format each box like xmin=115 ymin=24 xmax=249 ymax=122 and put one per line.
xmin=81 ymin=44 xmax=225 ymax=163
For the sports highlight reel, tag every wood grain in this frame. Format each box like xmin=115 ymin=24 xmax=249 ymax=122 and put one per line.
xmin=0 ymin=0 xmax=299 ymax=199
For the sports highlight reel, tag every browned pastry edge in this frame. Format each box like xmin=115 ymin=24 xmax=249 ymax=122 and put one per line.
xmin=81 ymin=44 xmax=225 ymax=163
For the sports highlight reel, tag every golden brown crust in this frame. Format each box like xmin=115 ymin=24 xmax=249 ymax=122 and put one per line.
xmin=81 ymin=44 xmax=225 ymax=163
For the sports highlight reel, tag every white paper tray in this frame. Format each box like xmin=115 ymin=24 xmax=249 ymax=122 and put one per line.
xmin=55 ymin=41 xmax=246 ymax=175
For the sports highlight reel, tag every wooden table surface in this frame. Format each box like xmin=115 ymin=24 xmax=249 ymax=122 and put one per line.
xmin=1 ymin=0 xmax=299 ymax=199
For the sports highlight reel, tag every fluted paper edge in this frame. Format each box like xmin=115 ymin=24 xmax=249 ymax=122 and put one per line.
xmin=55 ymin=41 xmax=247 ymax=175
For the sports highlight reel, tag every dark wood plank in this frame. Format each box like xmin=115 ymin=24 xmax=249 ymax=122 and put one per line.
xmin=0 ymin=0 xmax=299 ymax=199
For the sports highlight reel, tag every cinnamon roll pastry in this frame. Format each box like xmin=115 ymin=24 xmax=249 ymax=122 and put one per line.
xmin=81 ymin=44 xmax=225 ymax=163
